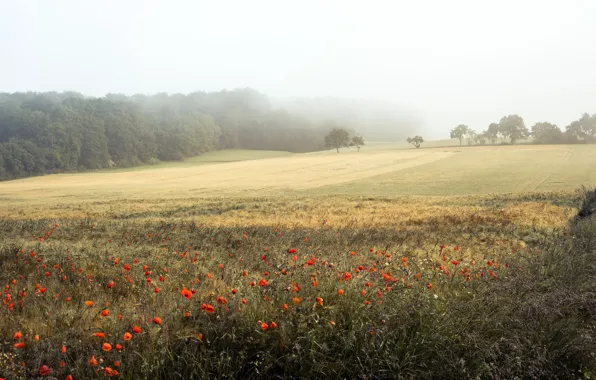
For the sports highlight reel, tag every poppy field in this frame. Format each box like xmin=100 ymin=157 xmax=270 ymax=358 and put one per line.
xmin=0 ymin=191 xmax=595 ymax=379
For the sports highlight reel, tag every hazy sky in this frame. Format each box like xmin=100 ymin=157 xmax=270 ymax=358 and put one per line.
xmin=1 ymin=0 xmax=595 ymax=137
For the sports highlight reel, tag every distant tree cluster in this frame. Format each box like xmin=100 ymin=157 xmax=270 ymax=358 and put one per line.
xmin=324 ymin=128 xmax=365 ymax=153
xmin=450 ymin=113 xmax=596 ymax=146
xmin=0 ymin=90 xmax=329 ymax=180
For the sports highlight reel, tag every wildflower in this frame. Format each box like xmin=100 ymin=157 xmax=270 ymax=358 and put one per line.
xmin=261 ymin=322 xmax=269 ymax=331
xmin=61 ymin=345 xmax=66 ymax=354
xmin=271 ymin=322 xmax=278 ymax=329
xmin=202 ymin=304 xmax=215 ymax=313
xmin=104 ymin=367 xmax=117 ymax=377
xmin=14 ymin=342 xmax=25 ymax=349
xmin=343 ymin=272 xmax=352 ymax=281
xmin=451 ymin=260 xmax=459 ymax=266
xmin=133 ymin=326 xmax=142 ymax=334
xmin=153 ymin=317 xmax=162 ymax=325
xmin=329 ymin=320 xmax=336 ymax=326
xmin=231 ymin=288 xmax=237 ymax=294
xmin=89 ymin=355 xmax=98 ymax=366
xmin=14 ymin=331 xmax=22 ymax=341
xmin=242 ymin=298 xmax=247 ymax=304
xmin=113 ymin=361 xmax=120 ymax=367
xmin=337 ymin=289 xmax=344 ymax=295
xmin=259 ymin=279 xmax=269 ymax=287
xmin=154 ymin=287 xmax=160 ymax=293
xmin=123 ymin=264 xmax=131 ymax=271
xmin=123 ymin=332 xmax=132 ymax=341
xmin=315 ymin=297 xmax=323 ymax=306
xmin=292 ymin=297 xmax=300 ymax=304
xmin=85 ymin=300 xmax=94 ymax=307
xmin=66 ymin=375 xmax=73 ymax=380
xmin=102 ymin=343 xmax=112 ymax=352
xmin=180 ymin=288 xmax=193 ymax=299
xmin=282 ymin=304 xmax=288 ymax=310
xmin=39 ymin=365 xmax=51 ymax=377
xmin=94 ymin=332 xmax=105 ymax=338
xmin=115 ymin=344 xmax=123 ymax=350
xmin=101 ymin=309 xmax=109 ymax=317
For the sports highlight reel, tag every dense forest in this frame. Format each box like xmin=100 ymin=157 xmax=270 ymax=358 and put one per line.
xmin=0 ymin=89 xmax=330 ymax=180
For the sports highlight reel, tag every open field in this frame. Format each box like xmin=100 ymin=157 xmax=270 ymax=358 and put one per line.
xmin=0 ymin=144 xmax=594 ymax=212
xmin=0 ymin=145 xmax=595 ymax=379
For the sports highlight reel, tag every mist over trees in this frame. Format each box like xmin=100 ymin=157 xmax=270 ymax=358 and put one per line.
xmin=272 ymin=96 xmax=418 ymax=141
xmin=0 ymin=89 xmax=333 ymax=180
xmin=450 ymin=113 xmax=596 ymax=146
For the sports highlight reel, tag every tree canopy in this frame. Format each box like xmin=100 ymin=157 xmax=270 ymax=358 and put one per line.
xmin=350 ymin=135 xmax=365 ymax=151
xmin=450 ymin=125 xmax=471 ymax=146
xmin=324 ymin=128 xmax=351 ymax=153
xmin=407 ymin=136 xmax=424 ymax=148
xmin=498 ymin=115 xmax=529 ymax=144
xmin=0 ymin=90 xmax=329 ymax=180
xmin=531 ymin=122 xmax=563 ymax=144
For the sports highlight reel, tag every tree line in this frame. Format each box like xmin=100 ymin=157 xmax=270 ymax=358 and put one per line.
xmin=407 ymin=113 xmax=596 ymax=148
xmin=449 ymin=114 xmax=596 ymax=146
xmin=0 ymin=90 xmax=329 ymax=180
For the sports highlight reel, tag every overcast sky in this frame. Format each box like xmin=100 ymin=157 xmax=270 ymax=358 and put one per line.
xmin=1 ymin=0 xmax=595 ymax=138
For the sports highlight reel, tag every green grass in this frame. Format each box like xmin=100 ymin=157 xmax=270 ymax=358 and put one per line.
xmin=99 ymin=149 xmax=294 ymax=172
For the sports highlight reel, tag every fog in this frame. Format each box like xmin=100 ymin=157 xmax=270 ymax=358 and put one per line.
xmin=1 ymin=0 xmax=595 ymax=139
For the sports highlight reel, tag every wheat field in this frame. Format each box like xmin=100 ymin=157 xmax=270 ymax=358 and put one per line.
xmin=0 ymin=144 xmax=594 ymax=209
xmin=0 ymin=144 xmax=594 ymax=379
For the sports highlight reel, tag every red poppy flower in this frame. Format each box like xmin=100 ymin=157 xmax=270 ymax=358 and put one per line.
xmin=39 ymin=365 xmax=51 ymax=377
xmin=180 ymin=288 xmax=192 ymax=299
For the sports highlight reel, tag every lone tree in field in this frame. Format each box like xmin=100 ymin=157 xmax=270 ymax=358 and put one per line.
xmin=324 ymin=128 xmax=350 ymax=153
xmin=499 ymin=114 xmax=529 ymax=144
xmin=485 ymin=122 xmax=500 ymax=144
xmin=450 ymin=124 xmax=471 ymax=146
xmin=406 ymin=136 xmax=424 ymax=148
xmin=350 ymin=135 xmax=365 ymax=151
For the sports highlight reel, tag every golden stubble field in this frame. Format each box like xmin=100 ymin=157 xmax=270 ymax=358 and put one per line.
xmin=0 ymin=144 xmax=594 ymax=212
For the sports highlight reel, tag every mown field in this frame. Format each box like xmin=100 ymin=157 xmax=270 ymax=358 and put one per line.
xmin=0 ymin=145 xmax=595 ymax=379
